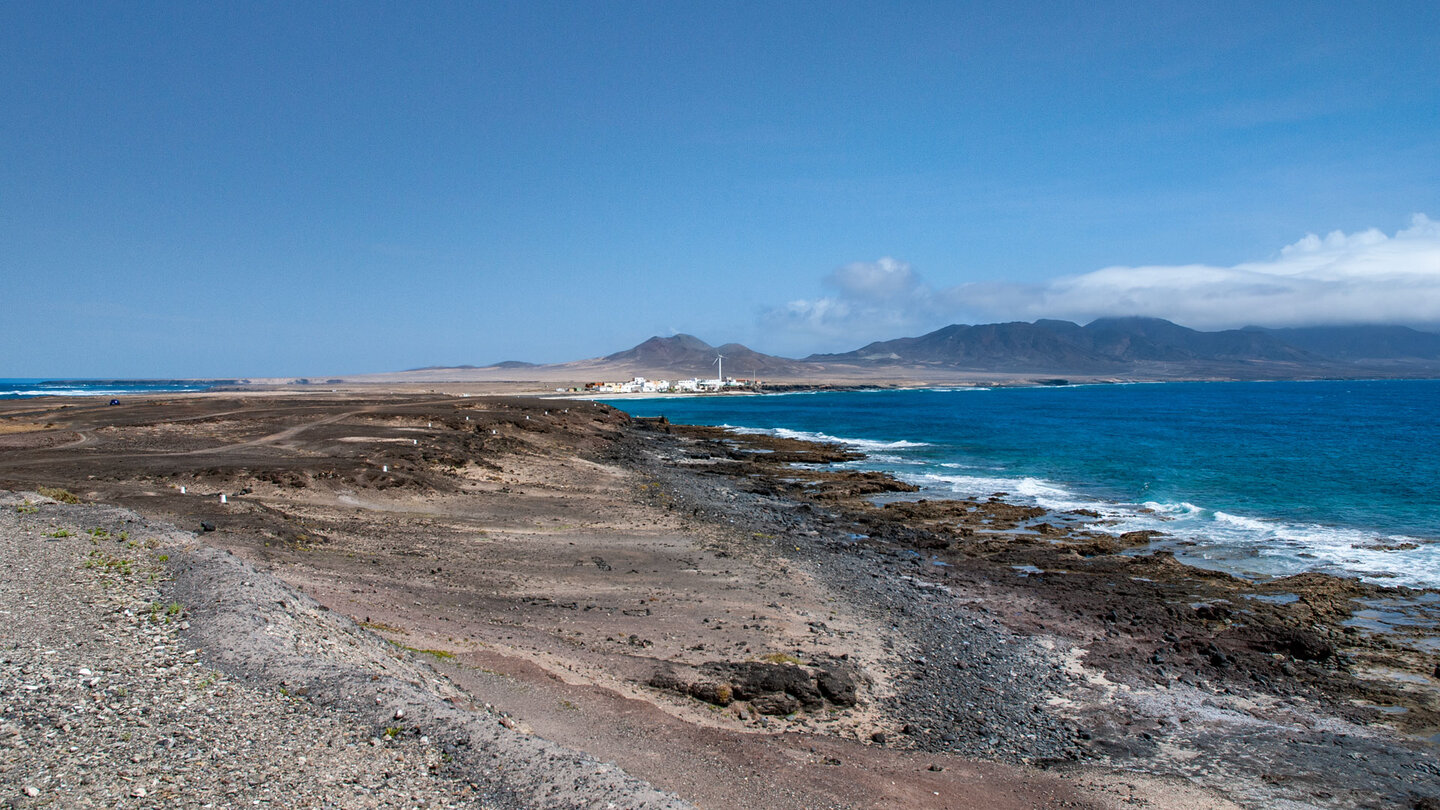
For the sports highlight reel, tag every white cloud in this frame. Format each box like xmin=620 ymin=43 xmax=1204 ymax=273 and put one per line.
xmin=826 ymin=257 xmax=922 ymax=299
xmin=1014 ymin=214 xmax=1440 ymax=328
xmin=765 ymin=215 xmax=1440 ymax=350
xmin=762 ymin=258 xmax=952 ymax=349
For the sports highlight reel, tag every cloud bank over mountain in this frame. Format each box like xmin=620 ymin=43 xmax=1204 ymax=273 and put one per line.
xmin=766 ymin=215 xmax=1440 ymax=349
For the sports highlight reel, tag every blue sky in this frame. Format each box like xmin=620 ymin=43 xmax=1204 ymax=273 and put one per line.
xmin=4 ymin=2 xmax=1438 ymax=377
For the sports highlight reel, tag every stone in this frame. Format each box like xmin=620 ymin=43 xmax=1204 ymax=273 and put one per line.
xmin=715 ymin=662 xmax=823 ymax=710
xmin=750 ymin=692 xmax=800 ymax=716
xmin=816 ymin=664 xmax=860 ymax=707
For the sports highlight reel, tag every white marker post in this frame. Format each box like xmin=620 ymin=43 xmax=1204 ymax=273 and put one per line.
xmin=179 ymin=486 xmax=186 ymax=494
xmin=219 ymin=494 xmax=227 ymax=504
xmin=382 ymin=465 xmax=388 ymax=473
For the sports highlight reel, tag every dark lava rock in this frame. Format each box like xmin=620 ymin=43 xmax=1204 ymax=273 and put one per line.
xmin=1194 ymin=602 xmax=1232 ymax=621
xmin=1261 ymin=628 xmax=1334 ymax=662
xmin=1118 ymin=529 xmax=1164 ymax=545
xmin=750 ymin=692 xmax=801 ymax=715
xmin=651 ymin=658 xmax=858 ymax=714
xmin=688 ymin=681 xmax=734 ymax=706
xmin=714 ymin=661 xmax=823 ymax=709
xmin=647 ymin=669 xmax=688 ymax=694
xmin=816 ymin=663 xmax=861 ymax=706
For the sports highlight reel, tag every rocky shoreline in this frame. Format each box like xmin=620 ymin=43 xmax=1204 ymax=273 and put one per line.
xmin=621 ymin=418 xmax=1440 ymax=806
xmin=1 ymin=393 xmax=1436 ymax=808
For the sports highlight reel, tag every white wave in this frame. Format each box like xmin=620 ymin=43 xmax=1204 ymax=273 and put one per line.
xmin=1142 ymin=501 xmax=1206 ymax=517
xmin=1111 ymin=504 xmax=1440 ymax=589
xmin=905 ymin=470 xmax=1033 ymax=495
xmin=899 ymin=471 xmax=1440 ymax=588
xmin=1212 ymin=510 xmax=1273 ymax=531
xmin=722 ymin=425 xmax=930 ymax=451
xmin=2 ymin=384 xmax=206 ymax=398
xmin=861 ymin=453 xmax=928 ymax=466
xmin=3 ymin=388 xmax=133 ymax=397
xmin=720 ymin=414 xmax=1440 ymax=589
xmin=1013 ymin=477 xmax=1075 ymax=501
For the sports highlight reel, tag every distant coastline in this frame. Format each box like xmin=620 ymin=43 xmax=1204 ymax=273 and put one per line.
xmin=0 ymin=379 xmax=229 ymax=399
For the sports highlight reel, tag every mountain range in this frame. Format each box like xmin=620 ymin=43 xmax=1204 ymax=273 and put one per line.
xmin=372 ymin=318 xmax=1440 ymax=383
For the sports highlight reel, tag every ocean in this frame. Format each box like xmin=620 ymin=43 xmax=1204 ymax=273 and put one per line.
xmin=0 ymin=379 xmax=222 ymax=399
xmin=602 ymin=379 xmax=1440 ymax=590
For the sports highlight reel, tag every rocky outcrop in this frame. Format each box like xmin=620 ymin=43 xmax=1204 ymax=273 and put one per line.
xmin=649 ymin=656 xmax=864 ymax=716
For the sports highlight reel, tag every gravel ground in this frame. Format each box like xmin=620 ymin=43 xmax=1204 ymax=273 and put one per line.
xmin=632 ymin=438 xmax=1084 ymax=763
xmin=0 ymin=490 xmax=690 ymax=809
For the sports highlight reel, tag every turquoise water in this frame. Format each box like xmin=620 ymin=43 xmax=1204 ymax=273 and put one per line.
xmin=0 ymin=378 xmax=221 ymax=399
xmin=602 ymin=380 xmax=1440 ymax=588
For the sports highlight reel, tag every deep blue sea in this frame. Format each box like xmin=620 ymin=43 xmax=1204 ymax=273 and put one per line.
xmin=0 ymin=378 xmax=219 ymax=399
xmin=602 ymin=380 xmax=1440 ymax=589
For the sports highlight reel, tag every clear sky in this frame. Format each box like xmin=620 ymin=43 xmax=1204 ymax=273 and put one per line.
xmin=4 ymin=1 xmax=1438 ymax=377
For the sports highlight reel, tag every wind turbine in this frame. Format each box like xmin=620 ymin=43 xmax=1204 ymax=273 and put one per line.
xmin=713 ymin=353 xmax=724 ymax=386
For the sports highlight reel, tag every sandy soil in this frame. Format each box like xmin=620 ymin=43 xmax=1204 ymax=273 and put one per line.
xmin=1 ymin=392 xmax=1434 ymax=809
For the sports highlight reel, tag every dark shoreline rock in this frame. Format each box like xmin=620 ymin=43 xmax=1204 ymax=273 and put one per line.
xmin=629 ymin=418 xmax=1440 ymax=807
xmin=649 ymin=657 xmax=862 ymax=716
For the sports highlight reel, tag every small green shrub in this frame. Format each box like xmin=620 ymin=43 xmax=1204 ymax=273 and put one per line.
xmin=147 ymin=600 xmax=184 ymax=623
xmin=360 ymin=619 xmax=405 ymax=633
xmin=83 ymin=550 xmax=134 ymax=577
xmin=759 ymin=652 xmax=802 ymax=665
xmin=410 ymin=647 xmax=455 ymax=661
xmin=37 ymin=486 xmax=79 ymax=504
